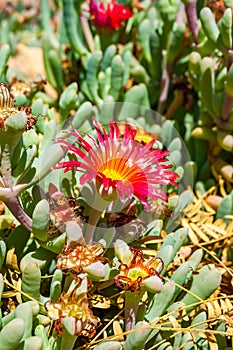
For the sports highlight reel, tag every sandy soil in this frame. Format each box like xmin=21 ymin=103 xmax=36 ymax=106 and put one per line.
xmin=0 ymin=1 xmax=38 ymax=12
xmin=0 ymin=0 xmax=55 ymax=13
xmin=1 ymin=0 xmax=57 ymax=97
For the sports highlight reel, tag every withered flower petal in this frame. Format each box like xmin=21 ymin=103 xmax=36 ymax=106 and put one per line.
xmin=115 ymin=248 xmax=163 ymax=292
xmin=45 ymin=282 xmax=99 ymax=337
xmin=56 ymin=241 xmax=108 ymax=274
xmin=0 ymin=83 xmax=18 ymax=124
xmin=0 ymin=83 xmax=37 ymax=130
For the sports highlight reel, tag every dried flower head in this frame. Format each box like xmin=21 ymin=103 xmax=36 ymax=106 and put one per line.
xmin=10 ymin=80 xmax=31 ymax=97
xmin=54 ymin=119 xmax=179 ymax=209
xmin=0 ymin=82 xmax=37 ymax=130
xmin=0 ymin=82 xmax=18 ymax=123
xmin=89 ymin=0 xmax=132 ymax=30
xmin=207 ymin=0 xmax=226 ymax=22
xmin=115 ymin=247 xmax=163 ymax=292
xmin=17 ymin=105 xmax=38 ymax=131
xmin=45 ymin=280 xmax=99 ymax=337
xmin=47 ymin=184 xmax=86 ymax=235
xmin=56 ymin=241 xmax=107 ymax=274
xmin=104 ymin=212 xmax=146 ymax=241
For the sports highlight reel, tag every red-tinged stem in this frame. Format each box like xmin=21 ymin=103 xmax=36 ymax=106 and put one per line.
xmin=185 ymin=0 xmax=198 ymax=44
xmin=221 ymin=56 xmax=233 ymax=121
xmin=157 ymin=54 xmax=172 ymax=115
xmin=0 ymin=141 xmax=32 ymax=231
xmin=165 ymin=91 xmax=184 ymax=119
xmin=221 ymin=93 xmax=233 ymax=121
xmin=80 ymin=14 xmax=95 ymax=52
xmin=5 ymin=196 xmax=32 ymax=232
xmin=176 ymin=2 xmax=185 ymax=25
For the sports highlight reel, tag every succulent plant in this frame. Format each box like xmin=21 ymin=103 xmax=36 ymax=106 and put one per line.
xmin=0 ymin=1 xmax=232 ymax=349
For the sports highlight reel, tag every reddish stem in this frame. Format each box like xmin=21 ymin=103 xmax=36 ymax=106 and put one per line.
xmin=185 ymin=0 xmax=199 ymax=44
xmin=5 ymin=196 xmax=32 ymax=232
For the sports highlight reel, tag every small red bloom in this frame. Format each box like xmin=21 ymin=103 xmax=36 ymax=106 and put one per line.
xmin=89 ymin=0 xmax=132 ymax=30
xmin=53 ymin=119 xmax=179 ymax=209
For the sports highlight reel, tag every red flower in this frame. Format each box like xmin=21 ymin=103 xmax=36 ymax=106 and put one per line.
xmin=89 ymin=0 xmax=132 ymax=30
xmin=53 ymin=119 xmax=179 ymax=209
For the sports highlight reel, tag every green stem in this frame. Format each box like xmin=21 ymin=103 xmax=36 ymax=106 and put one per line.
xmin=60 ymin=327 xmax=77 ymax=350
xmin=124 ymin=291 xmax=143 ymax=333
xmin=84 ymin=185 xmax=111 ymax=243
xmin=40 ymin=0 xmax=53 ymax=37
xmin=1 ymin=144 xmax=12 ymax=188
xmin=85 ymin=207 xmax=102 ymax=243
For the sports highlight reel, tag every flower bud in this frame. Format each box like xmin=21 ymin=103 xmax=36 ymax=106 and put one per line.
xmin=141 ymin=275 xmax=163 ymax=293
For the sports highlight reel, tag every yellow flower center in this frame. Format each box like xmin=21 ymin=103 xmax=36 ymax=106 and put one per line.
xmin=128 ymin=267 xmax=148 ymax=281
xmin=102 ymin=168 xmax=124 ymax=181
xmin=66 ymin=304 xmax=87 ymax=320
xmin=99 ymin=159 xmax=129 ymax=181
xmin=118 ymin=123 xmax=156 ymax=145
xmin=135 ymin=133 xmax=155 ymax=144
